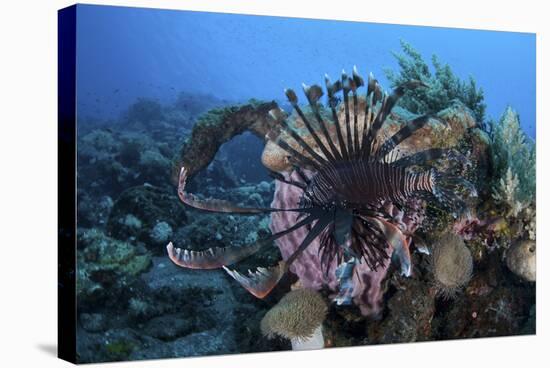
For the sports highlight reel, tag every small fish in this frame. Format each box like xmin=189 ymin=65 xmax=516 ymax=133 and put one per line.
xmin=333 ymin=258 xmax=357 ymax=306
xmin=412 ymin=235 xmax=430 ymax=255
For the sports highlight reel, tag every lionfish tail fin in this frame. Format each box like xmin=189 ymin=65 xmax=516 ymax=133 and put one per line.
xmin=431 ymin=171 xmax=477 ymax=217
xmin=223 ymin=262 xmax=287 ymax=299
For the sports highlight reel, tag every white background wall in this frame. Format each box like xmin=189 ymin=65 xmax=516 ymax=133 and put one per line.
xmin=0 ymin=0 xmax=547 ymax=367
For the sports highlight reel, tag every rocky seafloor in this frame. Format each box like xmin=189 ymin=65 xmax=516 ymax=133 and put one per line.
xmin=75 ymin=92 xmax=535 ymax=363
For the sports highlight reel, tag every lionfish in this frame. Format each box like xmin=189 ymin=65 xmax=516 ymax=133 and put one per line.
xmin=167 ymin=67 xmax=475 ymax=299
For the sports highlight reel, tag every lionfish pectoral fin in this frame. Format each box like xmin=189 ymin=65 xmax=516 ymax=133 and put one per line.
xmin=369 ymin=218 xmax=412 ymax=277
xmin=223 ymin=262 xmax=287 ymax=299
xmin=391 ymin=240 xmax=412 ymax=277
xmin=178 ymin=166 xmax=307 ymax=214
xmin=178 ymin=167 xmax=270 ymax=214
xmin=268 ymin=170 xmax=306 ymax=189
xmin=287 ymin=214 xmax=333 ymax=266
xmin=166 ymin=212 xmax=321 ymax=270
xmin=166 ymin=241 xmax=263 ymax=269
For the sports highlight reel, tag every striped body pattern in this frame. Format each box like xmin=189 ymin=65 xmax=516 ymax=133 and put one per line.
xmin=303 ymin=161 xmax=435 ymax=209
xmin=167 ymin=67 xmax=476 ymax=301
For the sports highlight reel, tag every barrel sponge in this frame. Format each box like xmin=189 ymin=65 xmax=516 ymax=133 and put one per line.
xmin=431 ymin=233 xmax=473 ymax=298
xmin=261 ymin=289 xmax=328 ymax=341
xmin=506 ymin=240 xmax=536 ymax=282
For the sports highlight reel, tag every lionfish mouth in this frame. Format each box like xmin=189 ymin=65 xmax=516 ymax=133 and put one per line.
xmin=167 ymin=66 xmax=476 ymax=299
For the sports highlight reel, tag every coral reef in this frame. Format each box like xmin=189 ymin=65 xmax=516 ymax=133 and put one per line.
xmin=367 ymin=277 xmax=435 ymax=343
xmin=123 ymin=98 xmax=163 ymax=129
xmin=431 ymin=233 xmax=473 ymax=298
xmin=76 ymin=81 xmax=535 ymax=362
xmin=76 ymin=254 xmax=285 ymax=363
xmin=106 ymin=185 xmax=186 ymax=253
xmin=171 ymin=100 xmax=278 ymax=182
xmin=78 ymin=128 xmax=176 ymax=197
xmin=490 ymin=107 xmax=536 ymax=241
xmin=149 ymin=221 xmax=173 ymax=245
xmin=264 ymin=98 xmax=488 ymax=316
xmin=435 ymin=254 xmax=534 ymax=339
xmin=385 ymin=40 xmax=486 ymax=123
xmin=76 ymin=229 xmax=152 ymax=307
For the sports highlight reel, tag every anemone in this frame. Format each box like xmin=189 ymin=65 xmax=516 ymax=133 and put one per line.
xmin=261 ymin=289 xmax=328 ymax=350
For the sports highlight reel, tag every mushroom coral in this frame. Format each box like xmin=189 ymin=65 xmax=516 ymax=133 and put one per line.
xmin=261 ymin=289 xmax=328 ymax=350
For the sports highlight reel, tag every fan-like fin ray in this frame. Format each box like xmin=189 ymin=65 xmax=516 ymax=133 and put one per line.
xmin=280 ymin=119 xmax=329 ymax=167
xmin=302 ymin=83 xmax=342 ymax=161
xmin=266 ymin=130 xmax=323 ymax=170
xmin=268 ymin=170 xmax=306 ymax=189
xmin=360 ymin=73 xmax=384 ymax=158
xmin=223 ymin=262 xmax=287 ymax=299
xmin=287 ymin=214 xmax=333 ymax=265
xmin=375 ymin=114 xmax=435 ymax=158
xmin=368 ymin=217 xmax=412 ymax=277
xmin=325 ymin=74 xmax=349 ymax=160
xmin=351 ymin=66 xmax=364 ymax=156
xmin=352 ymin=216 xmax=391 ymax=270
xmin=362 ymin=79 xmax=426 ymax=157
xmin=285 ymin=86 xmax=337 ymax=163
xmin=341 ymin=71 xmax=354 ymax=156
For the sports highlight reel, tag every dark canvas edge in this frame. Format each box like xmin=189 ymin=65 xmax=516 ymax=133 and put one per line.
xmin=58 ymin=4 xmax=77 ymax=364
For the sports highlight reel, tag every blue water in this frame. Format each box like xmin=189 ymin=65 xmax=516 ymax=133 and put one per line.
xmin=75 ymin=4 xmax=536 ymax=137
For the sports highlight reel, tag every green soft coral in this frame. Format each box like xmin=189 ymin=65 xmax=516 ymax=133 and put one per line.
xmin=491 ymin=107 xmax=535 ymax=205
xmin=490 ymin=107 xmax=536 ymax=239
xmin=385 ymin=40 xmax=486 ymax=123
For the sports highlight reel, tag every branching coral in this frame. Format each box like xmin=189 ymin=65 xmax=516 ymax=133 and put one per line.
xmin=490 ymin=107 xmax=535 ymax=240
xmin=493 ymin=168 xmax=523 ymax=217
xmin=491 ymin=107 xmax=535 ymax=209
xmin=385 ymin=40 xmax=486 ymax=123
